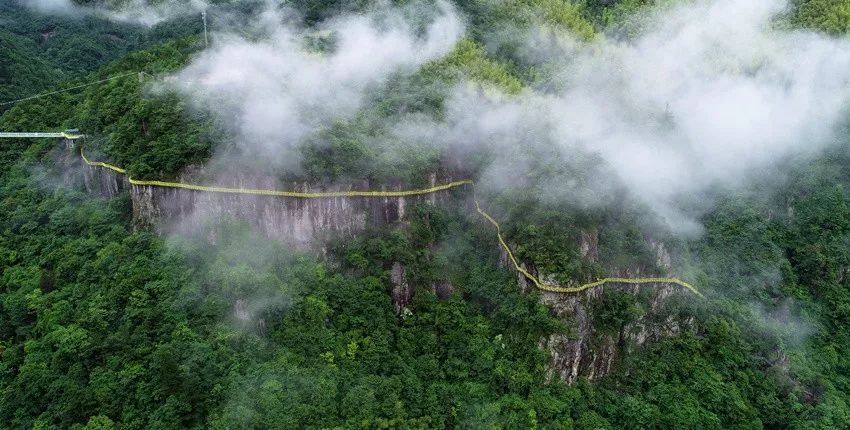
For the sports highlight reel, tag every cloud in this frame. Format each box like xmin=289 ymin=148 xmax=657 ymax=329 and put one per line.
xmin=100 ymin=0 xmax=208 ymax=26
xmin=397 ymin=0 xmax=850 ymax=233
xmin=20 ymin=0 xmax=208 ymax=26
xmin=548 ymin=0 xmax=850 ymax=231
xmin=158 ymin=0 xmax=850 ymax=236
xmin=20 ymin=0 xmax=77 ymax=14
xmin=170 ymin=0 xmax=464 ymax=172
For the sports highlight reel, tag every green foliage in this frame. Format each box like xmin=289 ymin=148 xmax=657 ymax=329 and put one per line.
xmin=73 ymin=38 xmax=214 ymax=179
xmin=791 ymin=0 xmax=850 ymax=34
xmin=0 ymin=2 xmax=202 ymax=113
xmin=591 ymin=291 xmax=644 ymax=334
xmin=422 ymin=39 xmax=525 ymax=94
xmin=457 ymin=0 xmax=596 ymax=40
xmin=300 ymin=39 xmax=524 ymax=185
xmin=523 ymin=0 xmax=597 ymax=38
xmin=511 ymin=211 xmax=602 ymax=285
xmin=287 ymin=0 xmax=375 ymax=24
xmin=0 ymin=30 xmax=63 ymax=111
xmin=694 ymin=196 xmax=787 ymax=300
xmin=2 ymin=1 xmax=850 ymax=428
xmin=0 ymin=137 xmax=575 ymax=427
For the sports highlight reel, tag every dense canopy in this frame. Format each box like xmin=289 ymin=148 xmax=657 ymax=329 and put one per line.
xmin=2 ymin=0 xmax=850 ymax=428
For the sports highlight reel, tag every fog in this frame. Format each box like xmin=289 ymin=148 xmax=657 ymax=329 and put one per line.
xmin=20 ymin=0 xmax=208 ymax=25
xmin=30 ymin=0 xmax=850 ymax=234
xmin=387 ymin=0 xmax=850 ymax=233
xmin=170 ymin=0 xmax=463 ymax=172
xmin=543 ymin=0 xmax=850 ymax=231
xmin=21 ymin=0 xmax=77 ymax=14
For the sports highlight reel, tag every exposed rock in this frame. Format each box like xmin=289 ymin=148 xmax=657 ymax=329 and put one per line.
xmin=131 ymin=180 xmax=375 ymax=246
xmin=649 ymin=239 xmax=673 ymax=270
xmin=234 ymin=299 xmax=250 ymax=321
xmin=81 ymin=162 xmax=459 ymax=247
xmin=40 ymin=30 xmax=58 ymax=42
xmin=579 ymin=229 xmax=599 ymax=262
xmin=497 ymin=242 xmax=534 ymax=294
xmin=82 ymin=159 xmax=127 ymax=198
xmin=391 ymin=268 xmax=455 ymax=314
xmin=538 ymin=281 xmax=693 ymax=384
xmin=77 ymin=154 xmax=693 ymax=384
xmin=433 ymin=280 xmax=454 ymax=300
xmin=391 ymin=262 xmax=412 ymax=314
xmin=499 ymin=231 xmax=694 ymax=384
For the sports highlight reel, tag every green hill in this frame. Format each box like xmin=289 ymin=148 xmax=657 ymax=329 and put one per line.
xmin=2 ymin=0 xmax=850 ymax=428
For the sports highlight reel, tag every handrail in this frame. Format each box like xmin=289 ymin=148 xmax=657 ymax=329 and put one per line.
xmin=80 ymin=144 xmax=702 ymax=297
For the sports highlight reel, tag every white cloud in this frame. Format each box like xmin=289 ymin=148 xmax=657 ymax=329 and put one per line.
xmin=21 ymin=0 xmax=76 ymax=14
xmin=171 ymin=0 xmax=464 ymax=171
xmin=20 ymin=0 xmax=208 ymax=26
xmin=401 ymin=0 xmax=850 ymax=233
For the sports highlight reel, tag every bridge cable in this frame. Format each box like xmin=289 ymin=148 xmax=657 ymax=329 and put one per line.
xmin=0 ymin=71 xmax=138 ymax=107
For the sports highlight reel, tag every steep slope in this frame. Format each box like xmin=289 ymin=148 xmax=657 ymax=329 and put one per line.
xmin=2 ymin=0 xmax=850 ymax=428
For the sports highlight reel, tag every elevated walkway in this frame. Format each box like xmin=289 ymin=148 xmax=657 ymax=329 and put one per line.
xmin=0 ymin=132 xmax=85 ymax=139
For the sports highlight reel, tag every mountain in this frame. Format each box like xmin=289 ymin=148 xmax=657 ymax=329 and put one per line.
xmin=2 ymin=0 xmax=850 ymax=428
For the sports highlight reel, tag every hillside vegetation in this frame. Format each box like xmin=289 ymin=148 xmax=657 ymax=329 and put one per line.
xmin=2 ymin=0 xmax=850 ymax=428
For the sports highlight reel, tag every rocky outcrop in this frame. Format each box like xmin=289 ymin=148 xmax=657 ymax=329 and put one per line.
xmin=432 ymin=280 xmax=454 ymax=300
xmin=538 ymin=280 xmax=694 ymax=383
xmin=82 ymin=161 xmax=126 ymax=198
xmin=79 ymin=155 xmax=692 ymax=384
xmin=391 ymin=262 xmax=413 ymax=314
xmin=502 ymin=232 xmax=696 ymax=384
xmin=390 ymin=262 xmax=455 ymax=313
xmin=82 ymin=162 xmax=458 ymax=247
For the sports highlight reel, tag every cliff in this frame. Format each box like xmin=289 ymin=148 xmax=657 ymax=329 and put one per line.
xmin=78 ymin=155 xmax=692 ymax=385
xmin=81 ymin=160 xmax=456 ymax=247
xmin=538 ymin=281 xmax=693 ymax=383
xmin=510 ymin=231 xmax=696 ymax=383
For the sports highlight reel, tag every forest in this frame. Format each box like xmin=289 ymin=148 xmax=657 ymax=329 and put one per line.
xmin=2 ymin=0 xmax=850 ymax=428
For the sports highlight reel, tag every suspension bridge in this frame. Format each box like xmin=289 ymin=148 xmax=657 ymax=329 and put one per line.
xmin=0 ymin=131 xmax=85 ymax=140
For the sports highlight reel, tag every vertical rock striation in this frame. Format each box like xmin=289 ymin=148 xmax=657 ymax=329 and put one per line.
xmin=503 ymin=231 xmax=696 ymax=383
xmin=81 ymin=163 xmax=458 ymax=247
xmin=80 ymin=159 xmax=693 ymax=384
xmin=538 ymin=281 xmax=693 ymax=384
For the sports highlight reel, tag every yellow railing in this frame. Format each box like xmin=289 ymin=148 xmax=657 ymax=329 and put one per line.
xmin=80 ymin=149 xmax=126 ymax=174
xmin=81 ymin=147 xmax=472 ymax=197
xmin=474 ymin=200 xmax=703 ymax=296
xmin=81 ymin=145 xmax=702 ymax=297
xmin=126 ymin=178 xmax=474 ymax=198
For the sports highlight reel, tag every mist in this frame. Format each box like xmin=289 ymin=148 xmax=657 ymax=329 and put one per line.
xmin=154 ymin=0 xmax=850 ymax=236
xmin=20 ymin=0 xmax=208 ymax=25
xmin=596 ymin=2 xmax=844 ymax=231
xmin=393 ymin=0 xmax=849 ymax=234
xmin=20 ymin=0 xmax=78 ymax=14
xmin=545 ymin=0 xmax=850 ymax=232
xmin=169 ymin=0 xmax=463 ymax=173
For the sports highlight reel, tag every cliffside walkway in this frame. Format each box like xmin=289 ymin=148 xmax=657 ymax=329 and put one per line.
xmin=77 ymin=144 xmax=703 ymax=298
xmin=0 ymin=131 xmax=85 ymax=139
xmin=0 ymin=57 xmax=701 ymax=296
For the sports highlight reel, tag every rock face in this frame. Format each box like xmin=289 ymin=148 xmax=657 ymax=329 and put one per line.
xmin=504 ymin=230 xmax=696 ymax=384
xmin=82 ymin=163 xmax=458 ymax=247
xmin=538 ymin=281 xmax=693 ymax=383
xmin=80 ymin=160 xmax=127 ymax=199
xmin=391 ymin=262 xmax=413 ymax=314
xmin=80 ymin=158 xmax=692 ymax=384
xmin=388 ymin=262 xmax=455 ymax=313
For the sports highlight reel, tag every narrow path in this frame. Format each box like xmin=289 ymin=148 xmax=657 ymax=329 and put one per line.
xmin=0 ymin=72 xmax=703 ymax=297
xmin=80 ymin=144 xmax=702 ymax=297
